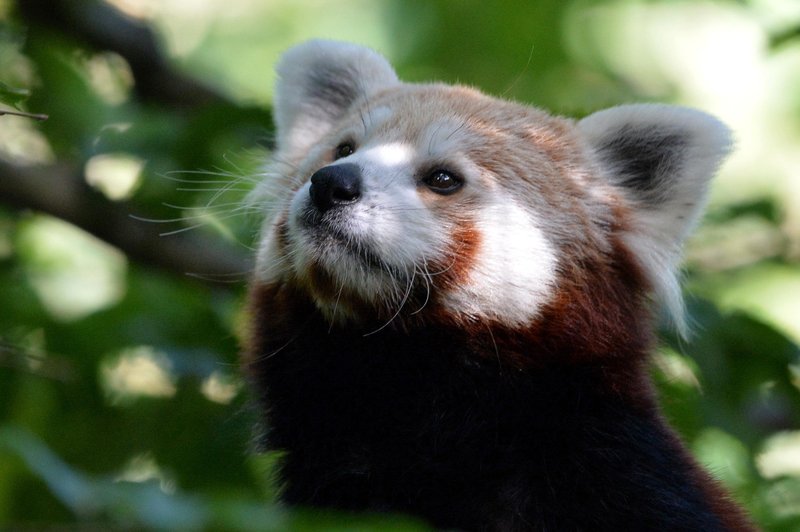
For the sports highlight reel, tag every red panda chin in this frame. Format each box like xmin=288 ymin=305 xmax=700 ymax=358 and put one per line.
xmin=290 ymin=245 xmax=423 ymax=328
xmin=300 ymin=263 xmax=382 ymax=326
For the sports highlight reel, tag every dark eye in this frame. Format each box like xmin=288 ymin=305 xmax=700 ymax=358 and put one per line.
xmin=422 ymin=170 xmax=463 ymax=195
xmin=334 ymin=142 xmax=355 ymax=160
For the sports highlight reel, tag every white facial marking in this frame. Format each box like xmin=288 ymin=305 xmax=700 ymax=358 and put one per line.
xmin=349 ymin=142 xmax=447 ymax=272
xmin=442 ymin=199 xmax=558 ymax=327
xmin=358 ymin=142 xmax=413 ymax=168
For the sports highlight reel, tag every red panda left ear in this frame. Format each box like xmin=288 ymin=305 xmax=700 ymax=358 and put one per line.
xmin=272 ymin=40 xmax=399 ymax=158
xmin=578 ymin=104 xmax=732 ymax=332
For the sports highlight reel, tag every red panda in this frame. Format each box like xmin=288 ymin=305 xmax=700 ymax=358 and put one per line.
xmin=243 ymin=40 xmax=756 ymax=531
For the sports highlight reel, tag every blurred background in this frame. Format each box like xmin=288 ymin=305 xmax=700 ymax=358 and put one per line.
xmin=1 ymin=0 xmax=799 ymax=530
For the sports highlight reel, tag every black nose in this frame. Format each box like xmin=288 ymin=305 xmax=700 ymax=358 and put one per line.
xmin=309 ymin=163 xmax=362 ymax=212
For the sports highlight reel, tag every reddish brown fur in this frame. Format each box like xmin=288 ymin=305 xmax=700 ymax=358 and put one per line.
xmin=243 ymin=281 xmax=314 ymax=371
xmin=671 ymin=431 xmax=757 ymax=530
xmin=431 ymin=220 xmax=482 ymax=290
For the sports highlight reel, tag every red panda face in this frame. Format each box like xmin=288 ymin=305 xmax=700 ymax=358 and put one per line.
xmin=250 ymin=40 xmax=731 ymax=334
xmin=260 ymin=88 xmax=572 ymax=327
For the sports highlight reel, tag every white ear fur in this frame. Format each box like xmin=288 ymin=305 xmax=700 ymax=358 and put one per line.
xmin=273 ymin=40 xmax=399 ymax=157
xmin=578 ymin=104 xmax=732 ymax=332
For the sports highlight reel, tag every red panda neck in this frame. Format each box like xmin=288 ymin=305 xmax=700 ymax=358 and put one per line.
xmin=244 ymin=256 xmax=656 ymax=411
xmin=242 ymin=280 xmax=751 ymax=530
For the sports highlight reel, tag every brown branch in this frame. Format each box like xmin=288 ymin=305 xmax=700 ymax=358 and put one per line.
xmin=0 ymin=108 xmax=49 ymax=121
xmin=7 ymin=0 xmax=259 ymax=282
xmin=0 ymin=160 xmax=253 ymax=282
xmin=16 ymin=0 xmax=228 ymax=109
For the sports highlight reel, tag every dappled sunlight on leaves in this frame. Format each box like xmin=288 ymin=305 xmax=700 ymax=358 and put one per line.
xmin=2 ymin=0 xmax=800 ymax=529
xmin=84 ymin=152 xmax=144 ymax=201
xmin=101 ymin=347 xmax=177 ymax=403
xmin=16 ymin=216 xmax=127 ymax=322
xmin=758 ymin=431 xmax=800 ymax=479
xmin=200 ymin=370 xmax=241 ymax=405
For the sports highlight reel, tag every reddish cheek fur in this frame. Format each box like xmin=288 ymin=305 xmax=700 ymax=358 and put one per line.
xmin=540 ymin=236 xmax=652 ymax=362
xmin=429 ymin=220 xmax=482 ymax=289
xmin=413 ymin=198 xmax=659 ymax=411
xmin=426 ymin=212 xmax=649 ymax=361
xmin=431 ymin=232 xmax=656 ymax=395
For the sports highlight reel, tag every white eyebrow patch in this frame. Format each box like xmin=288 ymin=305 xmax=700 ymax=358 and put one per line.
xmin=421 ymin=119 xmax=470 ymax=157
xmin=358 ymin=142 xmax=414 ymax=168
xmin=364 ymin=105 xmax=393 ymax=133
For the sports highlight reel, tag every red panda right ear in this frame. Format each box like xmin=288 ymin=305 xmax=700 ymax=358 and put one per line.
xmin=578 ymin=104 xmax=732 ymax=333
xmin=272 ymin=40 xmax=399 ymax=158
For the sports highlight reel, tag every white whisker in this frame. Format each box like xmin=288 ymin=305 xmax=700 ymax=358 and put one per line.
xmin=363 ymin=268 xmax=415 ymax=337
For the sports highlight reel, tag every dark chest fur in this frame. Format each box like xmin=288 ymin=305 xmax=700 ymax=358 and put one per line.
xmin=245 ymin=291 xmax=747 ymax=531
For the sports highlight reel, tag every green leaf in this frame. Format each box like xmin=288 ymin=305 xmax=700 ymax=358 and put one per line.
xmin=0 ymin=81 xmax=30 ymax=109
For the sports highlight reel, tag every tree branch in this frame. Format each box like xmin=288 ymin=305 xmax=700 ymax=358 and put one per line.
xmin=0 ymin=108 xmax=48 ymax=121
xmin=0 ymin=160 xmax=253 ymax=282
xmin=771 ymin=26 xmax=800 ymax=50
xmin=7 ymin=0 xmax=259 ymax=282
xmin=17 ymin=0 xmax=229 ymax=109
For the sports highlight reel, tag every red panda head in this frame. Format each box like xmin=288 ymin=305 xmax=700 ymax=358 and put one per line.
xmin=250 ymin=40 xmax=731 ymax=344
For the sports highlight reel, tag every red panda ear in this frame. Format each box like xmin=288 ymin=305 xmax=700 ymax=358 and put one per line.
xmin=578 ymin=104 xmax=732 ymax=332
xmin=273 ymin=40 xmax=399 ymax=157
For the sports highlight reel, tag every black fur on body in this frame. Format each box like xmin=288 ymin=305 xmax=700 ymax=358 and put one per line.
xmin=245 ymin=284 xmax=750 ymax=531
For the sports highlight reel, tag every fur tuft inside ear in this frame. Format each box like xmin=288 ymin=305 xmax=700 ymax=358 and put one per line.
xmin=578 ymin=104 xmax=732 ymax=333
xmin=273 ymin=40 xmax=399 ymax=157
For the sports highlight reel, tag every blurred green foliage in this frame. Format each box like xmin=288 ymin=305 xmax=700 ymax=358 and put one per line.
xmin=1 ymin=0 xmax=800 ymax=530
